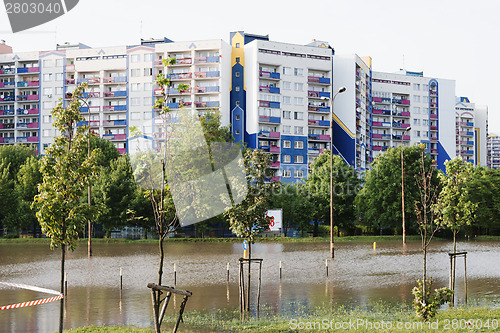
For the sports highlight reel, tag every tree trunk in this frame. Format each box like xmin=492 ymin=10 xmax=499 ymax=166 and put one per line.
xmin=313 ymin=221 xmax=319 ymax=237
xmin=59 ymin=226 xmax=66 ymax=333
xmin=246 ymin=242 xmax=251 ymax=312
xmin=451 ymin=230 xmax=457 ymax=305
xmin=422 ymin=245 xmax=427 ymax=303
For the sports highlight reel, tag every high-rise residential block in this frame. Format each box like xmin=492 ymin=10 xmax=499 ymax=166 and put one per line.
xmin=455 ymin=97 xmax=488 ymax=166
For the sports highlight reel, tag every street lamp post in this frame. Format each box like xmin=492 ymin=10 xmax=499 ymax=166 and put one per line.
xmin=401 ymin=126 xmax=411 ymax=245
xmin=322 ymin=86 xmax=346 ymax=259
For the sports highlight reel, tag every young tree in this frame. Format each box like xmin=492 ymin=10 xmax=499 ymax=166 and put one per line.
xmin=435 ymin=158 xmax=477 ymax=304
xmin=224 ymin=148 xmax=279 ymax=312
xmin=411 ymin=145 xmax=453 ymax=320
xmin=32 ymin=83 xmax=100 ymax=333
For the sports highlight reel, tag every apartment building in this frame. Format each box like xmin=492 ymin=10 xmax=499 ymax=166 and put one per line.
xmin=0 ymin=39 xmax=231 ymax=155
xmin=371 ymin=70 xmax=456 ymax=171
xmin=229 ymin=31 xmax=334 ymax=183
xmin=488 ymin=134 xmax=500 ymax=169
xmin=332 ymin=54 xmax=372 ymax=173
xmin=455 ymin=97 xmax=488 ymax=166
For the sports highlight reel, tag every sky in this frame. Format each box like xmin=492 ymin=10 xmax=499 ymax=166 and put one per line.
xmin=1 ymin=0 xmax=499 ymax=132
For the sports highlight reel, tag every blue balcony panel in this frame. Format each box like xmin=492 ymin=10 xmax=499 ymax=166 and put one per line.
xmin=269 ymin=102 xmax=280 ymax=109
xmin=269 ymin=87 xmax=280 ymax=94
xmin=270 ymin=72 xmax=280 ymax=79
xmin=269 ymin=116 xmax=281 ymax=124
xmin=319 ymin=92 xmax=330 ymax=98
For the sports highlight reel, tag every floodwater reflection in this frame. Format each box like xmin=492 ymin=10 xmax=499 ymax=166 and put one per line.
xmin=0 ymin=239 xmax=499 ymax=332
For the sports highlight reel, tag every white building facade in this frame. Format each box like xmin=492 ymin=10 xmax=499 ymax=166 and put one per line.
xmin=455 ymin=97 xmax=488 ymax=166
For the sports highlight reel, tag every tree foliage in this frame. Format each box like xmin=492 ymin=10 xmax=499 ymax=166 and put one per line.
xmin=355 ymin=145 xmax=439 ymax=233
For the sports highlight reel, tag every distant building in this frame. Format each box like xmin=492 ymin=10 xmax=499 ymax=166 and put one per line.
xmin=488 ymin=134 xmax=500 ymax=169
xmin=455 ymin=97 xmax=488 ymax=166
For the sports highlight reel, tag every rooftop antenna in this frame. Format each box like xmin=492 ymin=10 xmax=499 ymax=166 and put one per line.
xmin=402 ymin=54 xmax=405 ymax=71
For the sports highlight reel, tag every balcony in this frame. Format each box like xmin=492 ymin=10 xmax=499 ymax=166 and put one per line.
xmin=259 ymin=116 xmax=281 ymax=124
xmin=308 ymin=106 xmax=330 ymax=112
xmin=174 ymin=58 xmax=192 ymax=65
xmin=103 ymin=120 xmax=127 ymax=127
xmin=308 ymin=134 xmax=330 ymax=141
xmin=103 ymin=76 xmax=128 ymax=84
xmin=194 ymin=56 xmax=220 ymax=64
xmin=0 ymin=110 xmax=15 ymax=116
xmin=194 ymin=101 xmax=220 ymax=108
xmin=194 ymin=86 xmax=219 ymax=94
xmin=17 ymin=81 xmax=39 ymax=88
xmin=308 ymin=119 xmax=330 ymax=127
xmin=80 ymin=106 xmax=100 ymax=113
xmin=259 ymin=71 xmax=280 ymax=80
xmin=392 ymin=98 xmax=410 ymax=105
xmin=0 ymin=96 xmax=15 ymax=102
xmin=0 ymin=82 xmax=15 ymax=88
xmin=307 ymin=91 xmax=330 ymax=99
xmin=0 ymin=137 xmax=15 ymax=144
xmin=17 ymin=95 xmax=39 ymax=101
xmin=258 ymin=131 xmax=280 ymax=139
xmin=270 ymin=146 xmax=280 ymax=153
xmin=103 ymin=91 xmax=127 ymax=98
xmin=103 ymin=105 xmax=127 ymax=112
xmin=307 ymin=76 xmax=330 ymax=85
xmin=392 ymin=122 xmax=410 ymax=129
xmin=0 ymin=68 xmax=16 ymax=75
xmin=77 ymin=78 xmax=100 ymax=85
xmin=0 ymin=123 xmax=15 ymax=129
xmin=259 ymin=86 xmax=280 ymax=94
xmin=169 ymin=73 xmax=192 ymax=80
xmin=430 ymin=102 xmax=437 ymax=108
xmin=393 ymin=111 xmax=410 ymax=117
xmin=270 ymin=161 xmax=280 ymax=168
xmin=259 ymin=100 xmax=280 ymax=108
xmin=17 ymin=67 xmax=40 ymax=74
xmin=372 ymin=121 xmax=391 ymax=128
xmin=373 ymin=109 xmax=391 ymax=116
xmin=194 ymin=71 xmax=220 ymax=79
xmin=81 ymin=92 xmax=100 ymax=98
xmin=117 ymin=148 xmax=127 ymax=154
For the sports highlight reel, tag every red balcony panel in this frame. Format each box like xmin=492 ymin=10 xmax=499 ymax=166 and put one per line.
xmin=27 ymin=136 xmax=38 ymax=142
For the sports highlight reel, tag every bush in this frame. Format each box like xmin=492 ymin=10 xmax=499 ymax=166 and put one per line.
xmin=412 ymin=278 xmax=454 ymax=321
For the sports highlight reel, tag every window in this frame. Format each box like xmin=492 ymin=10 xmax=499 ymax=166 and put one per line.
xmin=294 ymin=97 xmax=304 ymax=105
xmin=413 ymin=119 xmax=420 ymax=126
xmin=131 ymin=69 xmax=141 ymax=77
xmin=144 ymin=54 xmax=153 ymax=62
xmin=283 ymin=111 xmax=291 ymax=119
xmin=144 ymin=68 xmax=153 ymax=76
xmin=236 ymin=101 xmax=240 ymax=106
xmin=294 ymin=155 xmax=304 ymax=163
xmin=423 ymin=119 xmax=429 ymax=126
xmin=282 ymin=96 xmax=291 ymax=104
xmin=294 ymin=68 xmax=303 ymax=76
xmin=294 ymin=169 xmax=304 ymax=178
xmin=131 ymin=98 xmax=140 ymax=106
xmin=144 ymin=83 xmax=152 ymax=91
xmin=43 ymin=129 xmax=52 ymax=137
xmin=294 ymin=141 xmax=304 ymax=149
xmin=43 ymin=101 xmax=53 ymax=109
xmin=43 ymin=60 xmax=53 ymax=67
xmin=43 ymin=115 xmax=51 ymax=123
xmin=131 ymin=54 xmax=141 ymax=63
xmin=131 ymin=83 xmax=141 ymax=91
xmin=144 ymin=97 xmax=152 ymax=106
xmin=414 ymin=130 xmax=421 ymax=137
xmin=235 ymin=115 xmax=240 ymax=121
xmin=423 ymin=84 xmax=429 ymax=91
xmin=43 ymin=73 xmax=52 ymax=81
xmin=413 ymin=83 xmax=420 ymax=91
xmin=236 ymin=57 xmax=240 ymax=63
xmin=235 ymin=86 xmax=240 ymax=92
xmin=283 ymin=67 xmax=291 ymax=75
xmin=144 ymin=112 xmax=152 ymax=120
xmin=131 ymin=112 xmax=141 ymax=120
xmin=259 ymin=140 xmax=269 ymax=147
xmin=55 ymin=87 xmax=63 ymax=95
xmin=235 ymin=71 xmax=240 ymax=77
xmin=236 ymin=43 xmax=240 ymax=48
xmin=43 ymin=88 xmax=52 ymax=95
xmin=423 ymin=96 xmax=429 ymax=103
xmin=422 ymin=107 xmax=429 ymax=115
xmin=293 ymin=111 xmax=303 ymax=120
xmin=283 ymin=155 xmax=291 ymax=163
xmin=55 ymin=73 xmax=63 ymax=81
xmin=283 ymin=140 xmax=291 ymax=148
xmin=283 ymin=125 xmax=291 ymax=133
xmin=235 ymin=130 xmax=240 ymax=135
xmin=413 ymin=95 xmax=420 ymax=103
xmin=414 ymin=107 xmax=421 ymax=114
xmin=294 ymin=83 xmax=303 ymax=91
xmin=283 ymin=169 xmax=291 ymax=178
xmin=282 ymin=81 xmax=291 ymax=90
xmin=423 ymin=131 xmax=429 ymax=138
xmin=294 ymin=126 xmax=304 ymax=135
xmin=56 ymin=59 xmax=63 ymax=67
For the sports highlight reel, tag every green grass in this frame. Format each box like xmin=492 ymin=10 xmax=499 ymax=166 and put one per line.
xmin=64 ymin=303 xmax=500 ymax=332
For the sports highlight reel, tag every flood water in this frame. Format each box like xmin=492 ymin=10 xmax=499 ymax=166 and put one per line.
xmin=0 ymin=239 xmax=499 ymax=332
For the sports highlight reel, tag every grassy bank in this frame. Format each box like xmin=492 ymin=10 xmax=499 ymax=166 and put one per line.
xmin=64 ymin=303 xmax=500 ymax=332
xmin=2 ymin=235 xmax=498 ymax=246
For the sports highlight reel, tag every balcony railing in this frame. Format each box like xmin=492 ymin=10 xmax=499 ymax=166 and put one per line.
xmin=0 ymin=123 xmax=15 ymax=129
xmin=307 ymin=76 xmax=330 ymax=84
xmin=194 ymin=56 xmax=220 ymax=64
xmin=194 ymin=71 xmax=220 ymax=79
xmin=258 ymin=100 xmax=280 ymax=108
xmin=194 ymin=86 xmax=219 ymax=93
xmin=169 ymin=73 xmax=192 ymax=80
xmin=103 ymin=77 xmax=128 ymax=83
xmin=0 ymin=82 xmax=15 ymax=88
xmin=307 ymin=91 xmax=330 ymax=98
xmin=0 ymin=68 xmax=16 ymax=75
xmin=80 ymin=106 xmax=100 ymax=113
xmin=0 ymin=96 xmax=15 ymax=102
xmin=258 ymin=116 xmax=281 ymax=124
xmin=17 ymin=67 xmax=40 ymax=74
xmin=17 ymin=81 xmax=39 ymax=87
xmin=259 ymin=71 xmax=280 ymax=80
xmin=259 ymin=86 xmax=280 ymax=94
xmin=77 ymin=78 xmax=100 ymax=84
xmin=103 ymin=120 xmax=127 ymax=127
xmin=103 ymin=91 xmax=127 ymax=98
xmin=103 ymin=105 xmax=127 ymax=112
xmin=270 ymin=161 xmax=280 ymax=168
xmin=0 ymin=110 xmax=15 ymax=116
xmin=308 ymin=106 xmax=330 ymax=112
xmin=258 ymin=131 xmax=280 ymax=138
xmin=194 ymin=101 xmax=220 ymax=108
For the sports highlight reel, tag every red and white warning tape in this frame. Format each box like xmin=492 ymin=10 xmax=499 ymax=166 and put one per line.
xmin=0 ymin=281 xmax=63 ymax=310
